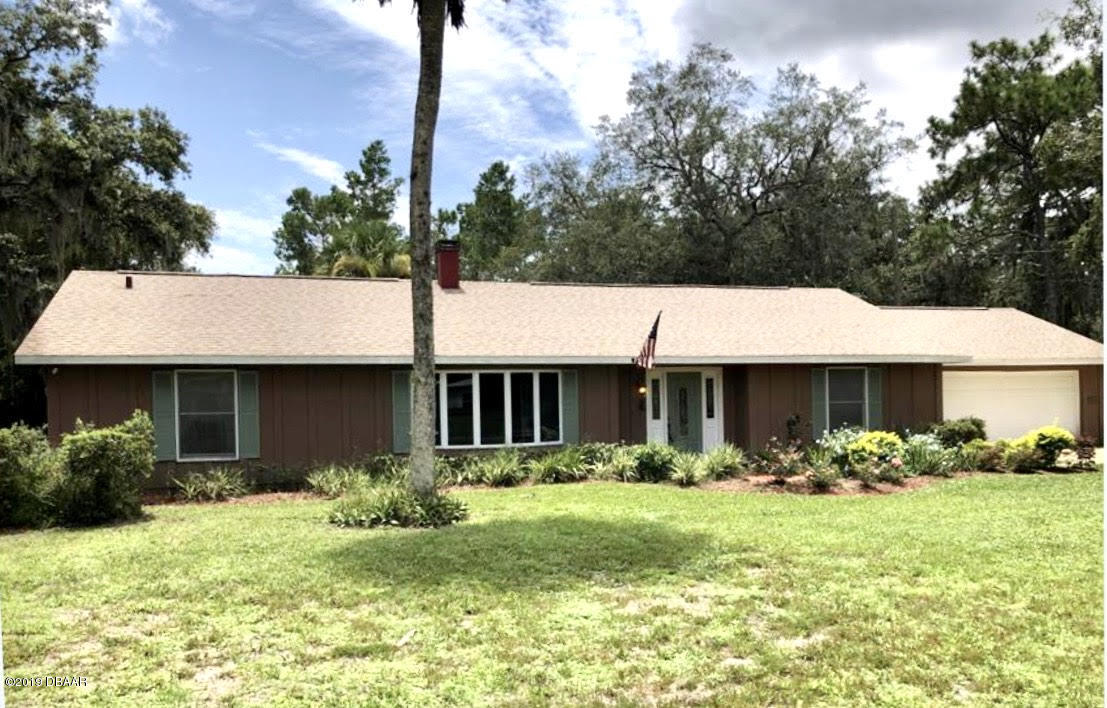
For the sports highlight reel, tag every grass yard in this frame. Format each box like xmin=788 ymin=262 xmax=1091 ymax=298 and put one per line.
xmin=1 ymin=474 xmax=1102 ymax=706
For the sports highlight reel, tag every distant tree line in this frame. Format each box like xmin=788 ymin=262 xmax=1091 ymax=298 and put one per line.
xmin=290 ymin=0 xmax=1100 ymax=341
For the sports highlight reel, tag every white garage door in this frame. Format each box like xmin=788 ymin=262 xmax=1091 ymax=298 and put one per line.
xmin=942 ymin=370 xmax=1080 ymax=440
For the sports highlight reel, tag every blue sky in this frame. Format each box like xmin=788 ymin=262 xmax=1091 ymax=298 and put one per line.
xmin=98 ymin=0 xmax=1064 ymax=275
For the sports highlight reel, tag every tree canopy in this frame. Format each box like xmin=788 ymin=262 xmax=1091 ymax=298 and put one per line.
xmin=449 ymin=1 xmax=1101 ymax=339
xmin=0 ymin=0 xmax=214 ymax=426
xmin=273 ymin=140 xmax=409 ymax=278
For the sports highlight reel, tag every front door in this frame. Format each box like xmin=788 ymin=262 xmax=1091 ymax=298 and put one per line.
xmin=666 ymin=371 xmax=703 ymax=452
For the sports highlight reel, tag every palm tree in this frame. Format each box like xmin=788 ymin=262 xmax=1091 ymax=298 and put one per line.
xmin=379 ymin=0 xmax=465 ymax=498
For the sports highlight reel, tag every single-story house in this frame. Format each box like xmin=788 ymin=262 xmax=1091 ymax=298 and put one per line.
xmin=14 ymin=244 xmax=1103 ymax=485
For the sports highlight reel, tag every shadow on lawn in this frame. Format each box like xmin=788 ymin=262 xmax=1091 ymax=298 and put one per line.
xmin=327 ymin=515 xmax=711 ymax=591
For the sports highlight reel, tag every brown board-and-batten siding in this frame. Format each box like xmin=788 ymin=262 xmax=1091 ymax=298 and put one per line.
xmin=884 ymin=364 xmax=943 ymax=435
xmin=577 ymin=365 xmax=646 ymax=445
xmin=721 ymin=363 xmax=943 ymax=450
xmin=46 ymin=365 xmax=152 ymax=444
xmin=46 ymin=365 xmax=394 ymax=472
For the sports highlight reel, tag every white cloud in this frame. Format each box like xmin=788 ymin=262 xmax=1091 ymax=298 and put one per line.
xmin=104 ymin=0 xmax=173 ymax=46
xmin=187 ymin=244 xmax=277 ymax=275
xmin=186 ymin=0 xmax=257 ymax=19
xmin=305 ymin=0 xmax=678 ymax=149
xmin=252 ymin=138 xmax=346 ymax=185
xmin=213 ymin=207 xmax=279 ymax=248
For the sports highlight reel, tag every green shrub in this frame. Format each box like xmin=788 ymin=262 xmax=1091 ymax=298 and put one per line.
xmin=0 ymin=424 xmax=58 ymax=528
xmin=876 ymin=459 xmax=906 ymax=485
xmin=806 ymin=462 xmax=840 ymax=492
xmin=902 ymin=434 xmax=954 ymax=477
xmin=591 ymin=446 xmax=639 ymax=482
xmin=927 ymin=417 xmax=986 ymax=447
xmin=702 ymin=444 xmax=747 ymax=480
xmin=1002 ymin=440 xmax=1044 ymax=474
xmin=851 ymin=460 xmax=879 ymax=488
xmin=360 ymin=454 xmax=411 ymax=483
xmin=173 ymin=466 xmax=250 ymax=502
xmin=815 ymin=426 xmax=864 ymax=470
xmin=846 ymin=430 xmax=904 ymax=466
xmin=305 ymin=465 xmax=371 ymax=498
xmin=1017 ymin=425 xmax=1076 ymax=468
xmin=575 ymin=442 xmax=620 ymax=467
xmin=959 ymin=439 xmax=1003 ymax=471
xmin=668 ymin=452 xmax=707 ymax=487
xmin=466 ymin=449 xmax=526 ymax=487
xmin=54 ymin=411 xmax=154 ymax=526
xmin=330 ymin=487 xmax=468 ymax=528
xmin=630 ymin=442 xmax=678 ymax=483
xmin=527 ymin=448 xmax=588 ymax=484
xmin=755 ymin=437 xmax=806 ymax=482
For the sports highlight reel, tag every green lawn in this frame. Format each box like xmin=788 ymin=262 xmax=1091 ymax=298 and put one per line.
xmin=1 ymin=474 xmax=1102 ymax=706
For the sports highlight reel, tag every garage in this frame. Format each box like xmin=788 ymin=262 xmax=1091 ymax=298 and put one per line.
xmin=942 ymin=369 xmax=1081 ymax=440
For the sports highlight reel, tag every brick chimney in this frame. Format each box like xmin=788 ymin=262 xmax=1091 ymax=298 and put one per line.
xmin=436 ymin=239 xmax=460 ymax=289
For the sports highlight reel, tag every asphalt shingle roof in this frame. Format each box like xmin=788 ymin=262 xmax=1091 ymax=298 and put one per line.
xmin=13 ymin=270 xmax=1102 ymax=366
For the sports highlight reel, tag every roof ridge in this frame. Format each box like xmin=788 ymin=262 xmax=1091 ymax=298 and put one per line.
xmin=527 ymin=281 xmax=792 ymax=290
xmin=880 ymin=305 xmax=991 ymax=311
xmin=110 ymin=270 xmax=403 ymax=283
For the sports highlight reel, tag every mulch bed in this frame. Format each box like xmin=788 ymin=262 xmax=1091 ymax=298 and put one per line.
xmin=142 ymin=491 xmax=315 ymax=506
xmin=701 ymin=472 xmax=977 ymax=496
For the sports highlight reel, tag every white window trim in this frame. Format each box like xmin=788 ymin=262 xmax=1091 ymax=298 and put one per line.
xmin=434 ymin=370 xmax=564 ymax=450
xmin=174 ymin=369 xmax=239 ymax=463
xmin=825 ymin=366 xmax=869 ymax=431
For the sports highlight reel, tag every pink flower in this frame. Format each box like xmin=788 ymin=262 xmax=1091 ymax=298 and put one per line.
xmin=890 ymin=457 xmax=903 ymax=468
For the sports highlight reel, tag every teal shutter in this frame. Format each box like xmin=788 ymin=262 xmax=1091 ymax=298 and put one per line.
xmin=237 ymin=371 xmax=260 ymax=459
xmin=151 ymin=371 xmax=176 ymax=461
xmin=811 ymin=368 xmax=827 ymax=440
xmin=866 ymin=367 xmax=883 ymax=431
xmin=561 ymin=369 xmax=579 ymax=444
xmin=392 ymin=370 xmax=411 ymax=454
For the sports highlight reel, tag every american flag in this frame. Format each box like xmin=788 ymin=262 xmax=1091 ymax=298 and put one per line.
xmin=633 ymin=312 xmax=662 ymax=369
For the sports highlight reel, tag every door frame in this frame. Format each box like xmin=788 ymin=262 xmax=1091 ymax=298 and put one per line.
xmin=645 ymin=367 xmax=724 ymax=451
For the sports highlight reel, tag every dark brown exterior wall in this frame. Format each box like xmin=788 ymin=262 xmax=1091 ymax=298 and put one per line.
xmin=884 ymin=364 xmax=943 ymax=435
xmin=721 ymin=363 xmax=943 ymax=450
xmin=577 ymin=365 xmax=646 ymax=444
xmin=258 ymin=366 xmax=393 ymax=467
xmin=46 ymin=365 xmax=153 ymax=444
xmin=47 ymin=364 xmax=649 ymax=469
xmin=46 ymin=365 xmax=394 ymax=470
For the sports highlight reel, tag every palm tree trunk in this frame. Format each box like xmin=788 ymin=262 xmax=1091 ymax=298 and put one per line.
xmin=407 ymin=0 xmax=446 ymax=498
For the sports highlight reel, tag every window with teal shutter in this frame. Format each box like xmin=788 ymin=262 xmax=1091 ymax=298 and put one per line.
xmin=238 ymin=371 xmax=260 ymax=459
xmin=151 ymin=371 xmax=176 ymax=461
xmin=866 ymin=367 xmax=883 ymax=430
xmin=811 ymin=368 xmax=827 ymax=439
xmin=561 ymin=369 xmax=579 ymax=444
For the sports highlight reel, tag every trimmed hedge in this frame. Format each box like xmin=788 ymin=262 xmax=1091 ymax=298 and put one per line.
xmin=0 ymin=424 xmax=58 ymax=528
xmin=0 ymin=411 xmax=154 ymax=529
xmin=54 ymin=412 xmax=155 ymax=526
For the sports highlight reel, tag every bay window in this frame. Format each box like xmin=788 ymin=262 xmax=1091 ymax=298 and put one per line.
xmin=436 ymin=370 xmax=562 ymax=448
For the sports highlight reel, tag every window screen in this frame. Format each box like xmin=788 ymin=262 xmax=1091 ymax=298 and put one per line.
xmin=705 ymin=377 xmax=716 ymax=419
xmin=177 ymin=371 xmax=236 ymax=459
xmin=479 ymin=373 xmax=506 ymax=445
xmin=827 ymin=368 xmax=866 ymax=431
xmin=510 ymin=372 xmax=535 ymax=443
xmin=446 ymin=373 xmax=474 ymax=446
xmin=538 ymin=372 xmax=560 ymax=442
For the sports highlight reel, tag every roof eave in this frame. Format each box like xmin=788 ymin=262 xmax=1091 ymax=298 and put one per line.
xmin=14 ymin=353 xmax=973 ymax=366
